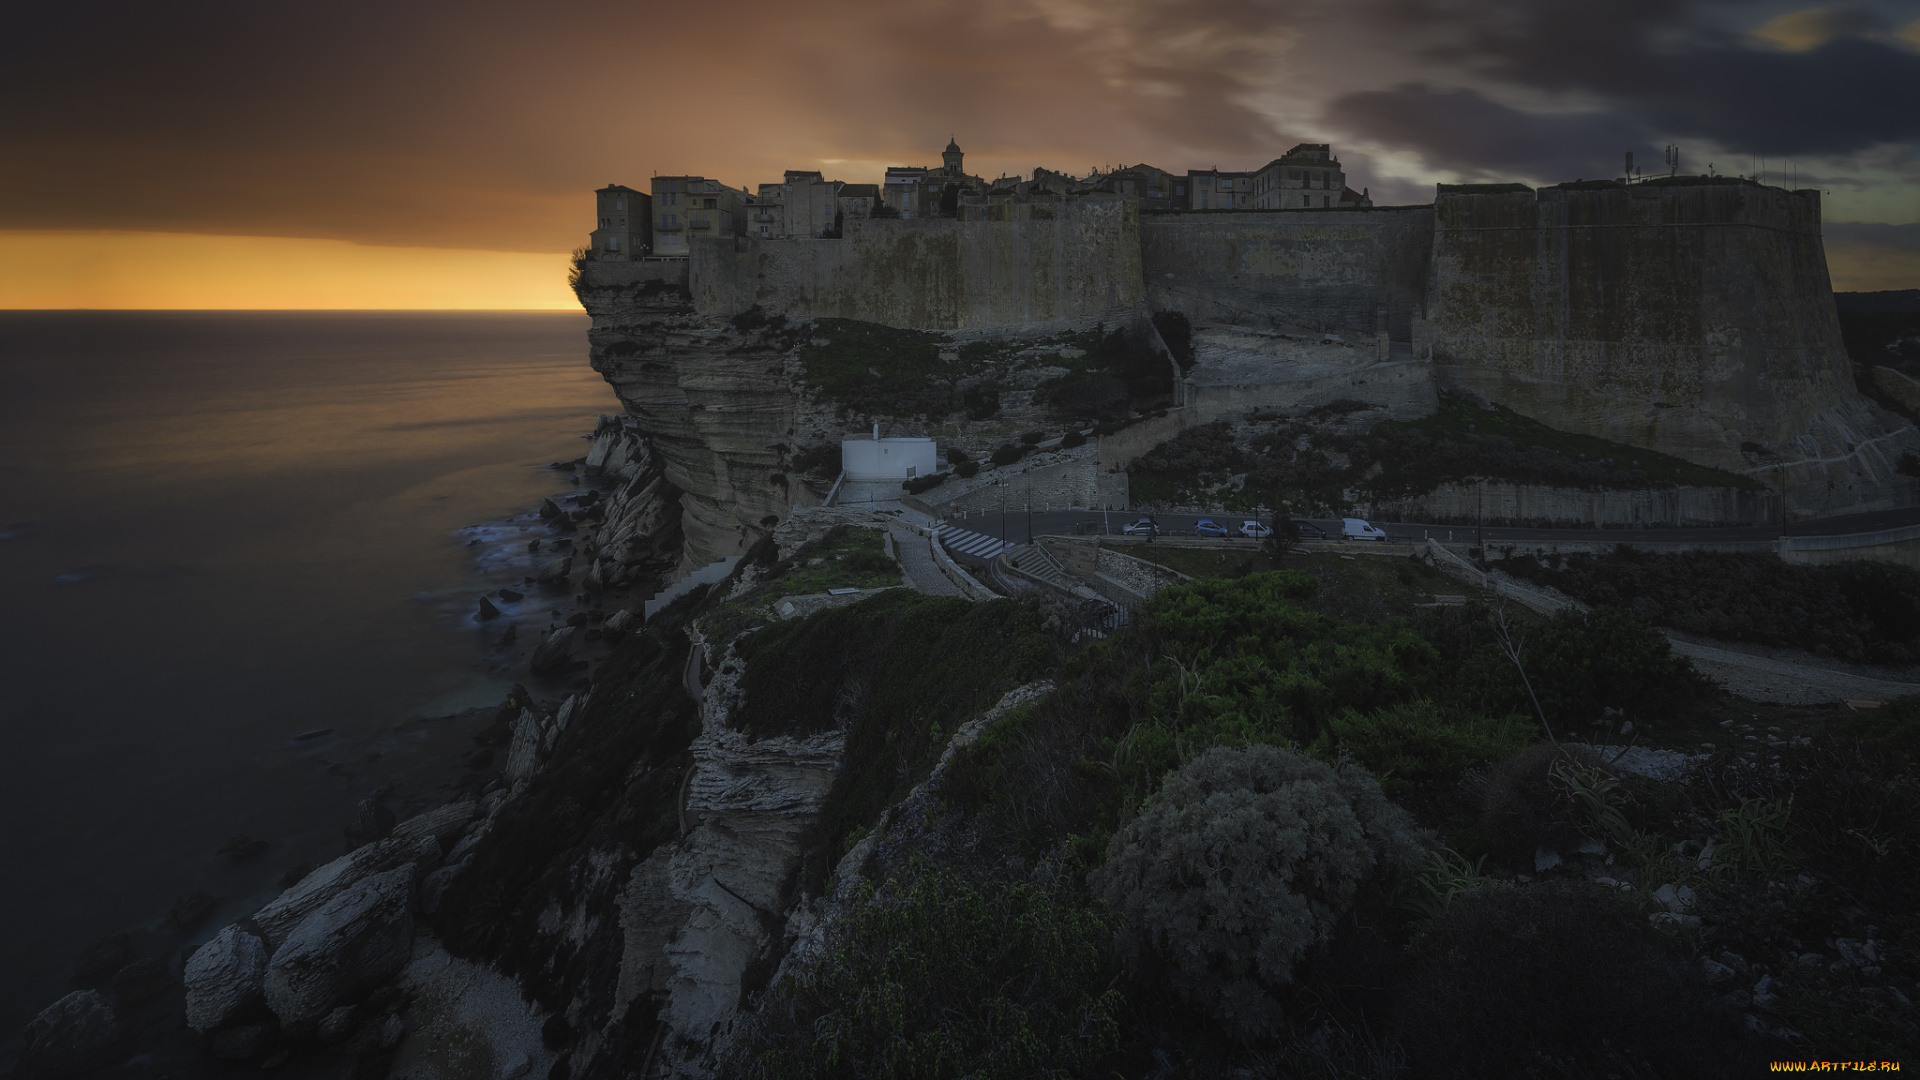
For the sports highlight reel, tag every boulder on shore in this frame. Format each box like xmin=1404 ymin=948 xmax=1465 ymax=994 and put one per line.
xmin=529 ymin=626 xmax=579 ymax=676
xmin=345 ymin=796 xmax=397 ymax=847
xmin=251 ymin=834 xmax=438 ymax=946
xmin=184 ymin=923 xmax=272 ymax=1032
xmin=19 ymin=990 xmax=123 ymax=1078
xmin=538 ymin=497 xmax=561 ymax=520
xmin=535 ymin=556 xmax=573 ymax=585
xmin=263 ymin=864 xmax=416 ymax=1032
xmin=477 ymin=595 xmax=501 ymax=621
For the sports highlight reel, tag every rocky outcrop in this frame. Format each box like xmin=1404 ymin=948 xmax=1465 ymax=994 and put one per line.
xmin=263 ymin=864 xmax=417 ymax=1032
xmin=18 ymin=990 xmax=124 ymax=1078
xmin=183 ymin=924 xmax=270 ymax=1032
xmin=252 ymin=834 xmax=439 ymax=946
xmin=612 ymin=642 xmax=847 ymax=1073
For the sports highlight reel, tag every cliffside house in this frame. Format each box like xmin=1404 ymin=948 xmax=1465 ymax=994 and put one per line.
xmin=591 ymin=184 xmax=651 ymax=259
xmin=1105 ymin=164 xmax=1182 ymax=211
xmin=1249 ymin=144 xmax=1371 ymax=209
xmin=650 ymin=176 xmax=748 ymax=256
xmin=836 ymin=183 xmax=882 ymax=222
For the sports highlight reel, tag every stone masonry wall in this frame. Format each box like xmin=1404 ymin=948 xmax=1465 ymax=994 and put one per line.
xmin=1424 ymin=181 xmax=1920 ymax=517
xmin=689 ymin=194 xmax=1142 ymax=330
xmin=1140 ymin=206 xmax=1435 ymax=342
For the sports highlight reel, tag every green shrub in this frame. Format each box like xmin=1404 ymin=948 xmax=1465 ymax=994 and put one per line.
xmin=798 ymin=319 xmax=951 ymax=418
xmin=1089 ymin=745 xmax=1429 ymax=1042
xmin=902 ymin=473 xmax=947 ymax=495
xmin=1504 ymin=548 xmax=1920 ymax=665
xmin=1477 ymin=742 xmax=1611 ymax=866
xmin=989 ymin=444 xmax=1023 ymax=467
xmin=962 ymin=382 xmax=1000 ymax=420
xmin=1311 ymin=700 xmax=1534 ymax=800
xmin=954 ymin=459 xmax=979 ymax=479
xmin=1019 ymin=430 xmax=1047 ymax=445
xmin=1395 ymin=881 xmax=1760 ymax=1076
xmin=730 ymin=858 xmax=1125 ymax=1080
xmin=1060 ymin=429 xmax=1087 ymax=449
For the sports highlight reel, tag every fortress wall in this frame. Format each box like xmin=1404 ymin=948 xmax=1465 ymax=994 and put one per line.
xmin=1139 ymin=207 xmax=1435 ymax=341
xmin=1426 ymin=182 xmax=1858 ymax=472
xmin=689 ymin=194 xmax=1142 ymax=329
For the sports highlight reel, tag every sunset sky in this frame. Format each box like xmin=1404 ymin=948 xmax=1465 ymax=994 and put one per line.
xmin=5 ymin=0 xmax=1919 ymax=308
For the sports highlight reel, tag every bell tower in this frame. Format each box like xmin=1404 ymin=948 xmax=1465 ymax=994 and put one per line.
xmin=942 ymin=136 xmax=963 ymax=176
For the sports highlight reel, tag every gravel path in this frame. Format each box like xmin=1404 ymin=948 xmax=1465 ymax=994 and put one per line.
xmin=1665 ymin=638 xmax=1920 ymax=705
xmin=889 ymin=524 xmax=962 ymax=597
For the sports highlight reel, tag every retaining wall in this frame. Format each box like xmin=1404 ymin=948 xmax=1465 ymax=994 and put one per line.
xmin=1368 ymin=481 xmax=1780 ymax=528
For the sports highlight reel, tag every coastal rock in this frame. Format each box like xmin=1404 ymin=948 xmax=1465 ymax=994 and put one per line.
xmin=263 ymin=864 xmax=416 ymax=1031
xmin=529 ymin=626 xmax=579 ymax=676
xmin=477 ymin=596 xmax=501 ymax=621
xmin=19 ymin=990 xmax=124 ymax=1078
xmin=318 ymin=1004 xmax=358 ymax=1043
xmin=539 ymin=497 xmax=561 ymax=520
xmin=185 ymin=924 xmax=271 ymax=1032
xmin=503 ymin=708 xmax=545 ymax=782
xmin=251 ymin=834 xmax=439 ymax=946
xmin=108 ymin=957 xmax=174 ymax=1004
xmin=346 ymin=796 xmax=397 ymax=846
xmin=69 ymin=933 xmax=130 ymax=986
xmin=391 ymin=800 xmax=478 ymax=852
xmin=211 ymin=1023 xmax=276 ymax=1060
xmin=603 ymin=608 xmax=638 ymax=633
xmin=535 ymin=556 xmax=573 ymax=586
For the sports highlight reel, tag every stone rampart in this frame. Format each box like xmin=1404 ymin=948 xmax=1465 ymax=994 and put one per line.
xmin=689 ymin=194 xmax=1142 ymax=329
xmin=1423 ymin=180 xmax=1919 ymax=515
xmin=1140 ymin=206 xmax=1434 ymax=341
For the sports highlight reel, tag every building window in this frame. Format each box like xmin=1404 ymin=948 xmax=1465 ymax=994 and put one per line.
xmin=1323 ymin=196 xmax=1331 ymax=207
xmin=616 ymin=200 xmax=624 ymax=211
xmin=704 ymin=198 xmax=716 ymax=209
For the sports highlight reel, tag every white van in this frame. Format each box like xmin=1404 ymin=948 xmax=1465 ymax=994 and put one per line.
xmin=1341 ymin=517 xmax=1388 ymax=542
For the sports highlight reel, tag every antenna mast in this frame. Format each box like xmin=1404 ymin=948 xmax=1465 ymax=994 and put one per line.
xmin=1665 ymin=144 xmax=1680 ymax=177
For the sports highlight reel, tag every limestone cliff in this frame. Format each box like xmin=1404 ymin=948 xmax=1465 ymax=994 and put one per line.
xmin=576 ymin=258 xmax=1172 ymax=565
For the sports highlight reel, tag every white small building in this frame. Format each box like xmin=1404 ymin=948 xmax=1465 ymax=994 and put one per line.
xmin=841 ymin=426 xmax=939 ymax=481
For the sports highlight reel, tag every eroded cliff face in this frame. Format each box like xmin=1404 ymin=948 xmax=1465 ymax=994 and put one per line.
xmin=577 ymin=259 xmax=1169 ymax=567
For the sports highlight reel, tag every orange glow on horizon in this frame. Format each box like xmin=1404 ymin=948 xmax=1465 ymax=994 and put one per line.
xmin=0 ymin=232 xmax=578 ymax=310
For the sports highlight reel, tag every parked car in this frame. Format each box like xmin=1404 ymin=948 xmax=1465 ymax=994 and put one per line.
xmin=1194 ymin=518 xmax=1229 ymax=537
xmin=1341 ymin=517 xmax=1389 ymax=541
xmin=1123 ymin=518 xmax=1160 ymax=536
xmin=1292 ymin=520 xmax=1328 ymax=539
xmin=1239 ymin=520 xmax=1272 ymax=539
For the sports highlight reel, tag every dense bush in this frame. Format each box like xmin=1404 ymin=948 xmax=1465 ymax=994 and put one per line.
xmin=1019 ymin=429 xmax=1047 ymax=445
xmin=962 ymin=382 xmax=1000 ymax=420
xmin=1395 ymin=881 xmax=1758 ymax=1076
xmin=789 ymin=443 xmax=842 ymax=477
xmin=730 ymin=858 xmax=1124 ymax=1080
xmin=1060 ymin=429 xmax=1087 ymax=449
xmin=1128 ymin=421 xmax=1249 ymax=504
xmin=1312 ymin=700 xmax=1534 ymax=801
xmin=1477 ymin=742 xmax=1611 ymax=866
xmin=1503 ymin=547 xmax=1920 ymax=665
xmin=901 ymin=473 xmax=947 ymax=495
xmin=954 ymin=458 xmax=979 ymax=479
xmin=989 ymin=444 xmax=1023 ymax=467
xmin=1090 ymin=745 xmax=1428 ymax=1042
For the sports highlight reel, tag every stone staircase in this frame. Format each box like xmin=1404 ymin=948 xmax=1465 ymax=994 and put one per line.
xmin=1005 ymin=544 xmax=1067 ymax=589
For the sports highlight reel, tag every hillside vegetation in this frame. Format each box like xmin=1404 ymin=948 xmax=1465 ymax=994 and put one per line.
xmin=1502 ymin=547 xmax=1920 ymax=666
xmin=1129 ymin=395 xmax=1756 ymax=511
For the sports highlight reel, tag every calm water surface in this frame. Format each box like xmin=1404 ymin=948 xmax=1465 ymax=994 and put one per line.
xmin=0 ymin=311 xmax=615 ymax=1039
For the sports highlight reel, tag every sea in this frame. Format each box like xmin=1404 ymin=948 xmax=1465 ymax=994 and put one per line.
xmin=0 ymin=311 xmax=618 ymax=1044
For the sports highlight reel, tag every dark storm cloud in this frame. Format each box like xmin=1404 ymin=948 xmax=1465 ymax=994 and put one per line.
xmin=1324 ymin=84 xmax=1655 ymax=182
xmin=1355 ymin=0 xmax=1920 ymax=159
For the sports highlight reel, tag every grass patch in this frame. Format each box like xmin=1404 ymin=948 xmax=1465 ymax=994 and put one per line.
xmin=700 ymin=526 xmax=902 ymax=644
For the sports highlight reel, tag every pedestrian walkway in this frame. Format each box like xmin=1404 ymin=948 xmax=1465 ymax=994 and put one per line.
xmin=934 ymin=524 xmax=1015 ymax=561
xmin=889 ymin=523 xmax=961 ymax=597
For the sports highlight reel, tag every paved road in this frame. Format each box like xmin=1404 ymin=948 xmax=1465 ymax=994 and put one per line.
xmin=950 ymin=506 xmax=1920 ymax=545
